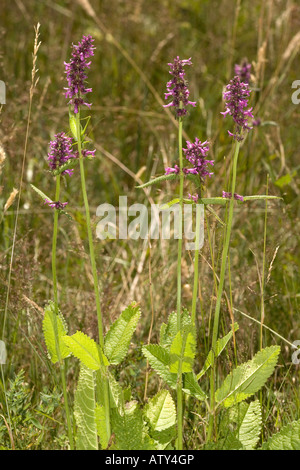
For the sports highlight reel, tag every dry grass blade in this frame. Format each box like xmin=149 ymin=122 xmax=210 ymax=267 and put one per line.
xmin=2 ymin=23 xmax=41 ymax=341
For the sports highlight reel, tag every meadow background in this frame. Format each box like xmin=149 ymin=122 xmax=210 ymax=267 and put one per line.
xmin=0 ymin=0 xmax=299 ymax=449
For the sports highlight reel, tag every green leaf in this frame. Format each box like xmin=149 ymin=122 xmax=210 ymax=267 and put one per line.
xmin=42 ymin=301 xmax=70 ymax=364
xmin=69 ymin=108 xmax=79 ymax=141
xmin=136 ymin=174 xmax=179 ymax=188
xmin=197 ymin=323 xmax=239 ymax=379
xmin=216 ymin=345 xmax=280 ymax=408
xmin=237 ymin=400 xmax=262 ymax=449
xmin=169 ymin=325 xmax=196 ymax=373
xmin=95 ymin=403 xmax=109 ymax=449
xmin=30 ymin=184 xmax=72 ymax=220
xmin=51 ymin=158 xmax=79 ymax=176
xmin=111 ymin=401 xmax=145 ymax=450
xmin=182 ymin=372 xmax=207 ymax=400
xmin=160 ymin=309 xmax=193 ymax=352
xmin=74 ymin=365 xmax=98 ymax=450
xmin=62 ymin=331 xmax=109 ymax=370
xmin=243 ymin=195 xmax=282 ymax=202
xmin=30 ymin=184 xmax=51 ymax=202
xmin=107 ymin=371 xmax=124 ymax=410
xmin=104 ymin=301 xmax=141 ymax=365
xmin=144 ymin=390 xmax=176 ymax=432
xmin=275 ymin=173 xmax=294 ymax=189
xmin=262 ymin=419 xmax=300 ymax=450
xmin=142 ymin=344 xmax=177 ymax=388
xmin=144 ymin=390 xmax=176 ymax=448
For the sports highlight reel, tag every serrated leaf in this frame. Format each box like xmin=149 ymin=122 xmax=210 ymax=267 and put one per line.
xmin=30 ymin=184 xmax=72 ymax=220
xmin=51 ymin=158 xmax=79 ymax=176
xmin=238 ymin=400 xmax=262 ymax=449
xmin=30 ymin=184 xmax=51 ymax=203
xmin=144 ymin=390 xmax=176 ymax=448
xmin=74 ymin=365 xmax=98 ymax=450
xmin=243 ymin=195 xmax=282 ymax=202
xmin=197 ymin=323 xmax=239 ymax=379
xmin=107 ymin=371 xmax=124 ymax=410
xmin=42 ymin=301 xmax=70 ymax=364
xmin=62 ymin=331 xmax=109 ymax=370
xmin=142 ymin=344 xmax=177 ymax=388
xmin=104 ymin=302 xmax=141 ymax=365
xmin=182 ymin=372 xmax=207 ymax=400
xmin=160 ymin=309 xmax=193 ymax=351
xmin=95 ymin=404 xmax=109 ymax=449
xmin=144 ymin=390 xmax=176 ymax=432
xmin=111 ymin=401 xmax=144 ymax=450
xmin=216 ymin=345 xmax=280 ymax=408
xmin=262 ymin=419 xmax=300 ymax=450
xmin=136 ymin=173 xmax=178 ymax=188
xmin=69 ymin=108 xmax=79 ymax=141
xmin=169 ymin=326 xmax=196 ymax=373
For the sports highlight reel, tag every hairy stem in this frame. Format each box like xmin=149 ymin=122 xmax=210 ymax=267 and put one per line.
xmin=207 ymin=140 xmax=240 ymax=441
xmin=52 ymin=175 xmax=74 ymax=450
xmin=191 ymin=204 xmax=202 ymax=326
xmin=75 ymin=111 xmax=111 ymax=443
xmin=176 ymin=115 xmax=184 ymax=450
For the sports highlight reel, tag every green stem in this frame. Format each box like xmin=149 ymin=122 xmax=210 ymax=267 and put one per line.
xmin=177 ymin=117 xmax=183 ymax=332
xmin=191 ymin=204 xmax=202 ymax=326
xmin=52 ymin=175 xmax=74 ymax=450
xmin=176 ymin=115 xmax=184 ymax=450
xmin=75 ymin=111 xmax=111 ymax=443
xmin=260 ymin=175 xmax=269 ymax=351
xmin=207 ymin=140 xmax=241 ymax=441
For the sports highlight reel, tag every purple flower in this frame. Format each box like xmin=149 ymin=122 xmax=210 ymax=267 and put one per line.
xmin=47 ymin=132 xmax=75 ymax=175
xmin=164 ymin=139 xmax=213 ymax=183
xmin=221 ymin=76 xmax=254 ymax=141
xmin=64 ymin=35 xmax=95 ymax=114
xmin=183 ymin=138 xmax=214 ymax=182
xmin=222 ymin=191 xmax=244 ymax=202
xmin=165 ymin=165 xmax=180 ymax=175
xmin=81 ymin=148 xmax=96 ymax=158
xmin=44 ymin=199 xmax=68 ymax=210
xmin=234 ymin=59 xmax=251 ymax=84
xmin=188 ymin=193 xmax=199 ymax=203
xmin=252 ymin=118 xmax=261 ymax=127
xmin=163 ymin=56 xmax=196 ymax=118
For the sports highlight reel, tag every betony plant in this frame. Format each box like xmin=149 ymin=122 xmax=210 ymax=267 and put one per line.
xmin=30 ymin=38 xmax=296 ymax=450
xmin=137 ymin=57 xmax=284 ymax=449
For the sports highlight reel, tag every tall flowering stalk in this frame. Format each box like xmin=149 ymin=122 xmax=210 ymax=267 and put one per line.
xmin=64 ymin=35 xmax=111 ymax=440
xmin=63 ymin=34 xmax=111 ymax=438
xmin=163 ymin=56 xmax=196 ymax=451
xmin=207 ymin=75 xmax=254 ymax=441
xmin=47 ymin=132 xmax=75 ymax=449
xmin=163 ymin=56 xmax=196 ymax=332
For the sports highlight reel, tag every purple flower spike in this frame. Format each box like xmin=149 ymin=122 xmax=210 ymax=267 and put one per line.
xmin=234 ymin=59 xmax=251 ymax=84
xmin=64 ymin=35 xmax=95 ymax=113
xmin=222 ymin=191 xmax=244 ymax=202
xmin=163 ymin=56 xmax=196 ymax=118
xmin=183 ymin=138 xmax=214 ymax=182
xmin=221 ymin=76 xmax=254 ymax=141
xmin=47 ymin=132 xmax=75 ymax=175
